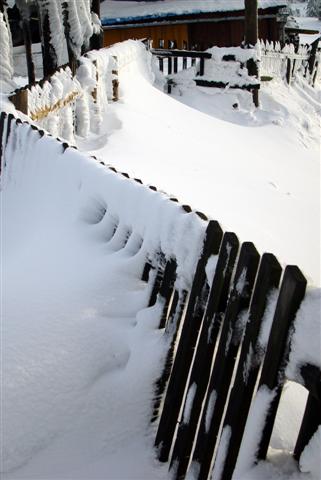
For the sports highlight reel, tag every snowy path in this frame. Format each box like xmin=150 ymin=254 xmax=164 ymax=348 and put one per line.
xmin=81 ymin=52 xmax=320 ymax=287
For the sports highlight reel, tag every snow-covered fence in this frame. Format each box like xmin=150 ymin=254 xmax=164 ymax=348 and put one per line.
xmin=8 ymin=51 xmax=118 ymax=143
xmin=259 ymin=39 xmax=320 ymax=85
xmin=1 ymin=112 xmax=320 ymax=480
xmin=153 ymin=239 xmax=320 ymax=480
xmin=151 ymin=46 xmax=260 ymax=95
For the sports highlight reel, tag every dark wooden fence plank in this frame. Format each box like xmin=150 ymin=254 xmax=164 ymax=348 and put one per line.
xmin=183 ymin=57 xmax=187 ymax=70
xmin=192 ymin=242 xmax=260 ymax=480
xmin=174 ymin=56 xmax=178 ymax=74
xmin=0 ymin=111 xmax=7 ymax=175
xmin=214 ymin=253 xmax=282 ymax=480
xmin=199 ymin=57 xmax=205 ymax=77
xmin=152 ymin=288 xmax=189 ymax=423
xmin=159 ymin=57 xmax=164 ymax=73
xmin=148 ymin=254 xmax=166 ymax=307
xmin=155 ymin=221 xmax=223 ymax=462
xmin=294 ymin=389 xmax=321 ymax=461
xmin=158 ymin=259 xmax=177 ymax=329
xmin=256 ymin=266 xmax=307 ymax=461
xmin=169 ymin=232 xmax=239 ymax=479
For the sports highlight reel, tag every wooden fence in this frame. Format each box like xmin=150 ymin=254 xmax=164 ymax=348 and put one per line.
xmin=150 ymin=38 xmax=320 ymax=96
xmin=150 ymin=229 xmax=320 ymax=480
xmin=259 ymin=38 xmax=320 ymax=85
xmin=151 ymin=46 xmax=259 ymax=95
xmin=0 ymin=112 xmax=320 ymax=480
xmin=8 ymin=54 xmax=119 ymax=143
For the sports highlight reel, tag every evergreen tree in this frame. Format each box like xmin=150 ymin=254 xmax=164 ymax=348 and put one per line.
xmin=307 ymin=0 xmax=321 ymax=18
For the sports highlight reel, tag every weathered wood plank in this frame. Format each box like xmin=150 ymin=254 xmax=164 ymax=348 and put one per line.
xmin=155 ymin=221 xmax=223 ymax=462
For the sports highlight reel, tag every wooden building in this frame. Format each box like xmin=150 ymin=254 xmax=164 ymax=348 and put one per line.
xmin=101 ymin=0 xmax=289 ymax=50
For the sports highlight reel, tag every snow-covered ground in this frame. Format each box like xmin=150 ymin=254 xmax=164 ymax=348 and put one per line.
xmin=1 ymin=29 xmax=321 ymax=480
xmin=78 ymin=41 xmax=320 ymax=288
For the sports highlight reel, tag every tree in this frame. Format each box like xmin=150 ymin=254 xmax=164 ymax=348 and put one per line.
xmin=0 ymin=0 xmax=15 ymax=91
xmin=244 ymin=0 xmax=259 ymax=107
xmin=35 ymin=0 xmax=101 ymax=76
xmin=16 ymin=0 xmax=35 ymax=84
xmin=36 ymin=0 xmax=64 ymax=76
xmin=307 ymin=0 xmax=321 ymax=18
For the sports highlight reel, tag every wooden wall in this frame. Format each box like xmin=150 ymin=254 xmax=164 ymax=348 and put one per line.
xmin=103 ymin=16 xmax=281 ymax=50
xmin=104 ymin=24 xmax=188 ymax=49
xmin=189 ymin=18 xmax=280 ymax=49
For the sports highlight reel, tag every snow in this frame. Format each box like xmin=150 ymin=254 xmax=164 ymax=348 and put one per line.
xmin=76 ymin=40 xmax=320 ymax=287
xmin=1 ymin=117 xmax=207 ymax=478
xmin=183 ymin=382 xmax=197 ymax=424
xmin=2 ymin=30 xmax=321 ymax=480
xmin=205 ymin=254 xmax=218 ymax=287
xmin=0 ymin=11 xmax=15 ymax=93
xmin=295 ymin=14 xmax=321 ymax=44
xmin=234 ymin=385 xmax=277 ymax=477
xmin=211 ymin=425 xmax=232 ymax=480
xmin=257 ymin=288 xmax=280 ymax=352
xmin=101 ymin=0 xmax=287 ymax=25
xmin=205 ymin=390 xmax=217 ymax=434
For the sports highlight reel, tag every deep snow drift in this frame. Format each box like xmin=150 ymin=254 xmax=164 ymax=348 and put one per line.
xmin=79 ymin=41 xmax=321 ymax=288
xmin=1 ymin=38 xmax=321 ymax=480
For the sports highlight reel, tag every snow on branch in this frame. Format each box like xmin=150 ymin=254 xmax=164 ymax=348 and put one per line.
xmin=0 ymin=10 xmax=15 ymax=92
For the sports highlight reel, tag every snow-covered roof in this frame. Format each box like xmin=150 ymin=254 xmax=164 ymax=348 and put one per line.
xmin=101 ymin=0 xmax=288 ymax=26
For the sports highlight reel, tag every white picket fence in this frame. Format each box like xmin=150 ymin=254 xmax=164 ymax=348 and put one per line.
xmin=259 ymin=39 xmax=319 ymax=84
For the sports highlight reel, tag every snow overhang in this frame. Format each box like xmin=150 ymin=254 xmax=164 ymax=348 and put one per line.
xmin=101 ymin=0 xmax=288 ymax=27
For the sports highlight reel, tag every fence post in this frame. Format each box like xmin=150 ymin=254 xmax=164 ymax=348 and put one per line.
xmin=200 ymin=57 xmax=205 ymax=76
xmin=158 ymin=259 xmax=177 ymax=329
xmin=255 ymin=266 xmax=307 ymax=462
xmin=286 ymin=58 xmax=292 ymax=84
xmin=154 ymin=221 xmax=223 ymax=463
xmin=112 ymin=56 xmax=119 ymax=101
xmin=152 ymin=288 xmax=188 ymax=423
xmin=308 ymin=37 xmax=319 ymax=81
xmin=0 ymin=111 xmax=7 ymax=175
xmin=9 ymin=89 xmax=29 ymax=115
